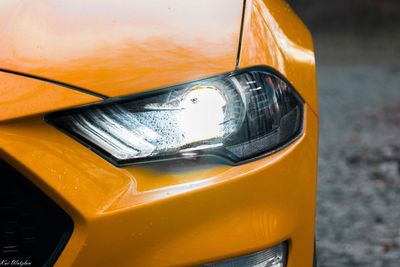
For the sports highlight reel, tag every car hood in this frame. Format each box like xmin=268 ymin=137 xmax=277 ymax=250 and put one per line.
xmin=0 ymin=0 xmax=243 ymax=98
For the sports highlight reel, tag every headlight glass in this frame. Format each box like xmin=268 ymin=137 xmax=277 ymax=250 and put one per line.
xmin=47 ymin=68 xmax=303 ymax=166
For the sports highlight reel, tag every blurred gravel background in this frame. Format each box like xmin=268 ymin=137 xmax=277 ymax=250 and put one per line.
xmin=314 ymin=33 xmax=400 ymax=267
xmin=288 ymin=1 xmax=400 ymax=266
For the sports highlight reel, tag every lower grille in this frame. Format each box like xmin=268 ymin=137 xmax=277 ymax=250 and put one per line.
xmin=0 ymin=159 xmax=73 ymax=266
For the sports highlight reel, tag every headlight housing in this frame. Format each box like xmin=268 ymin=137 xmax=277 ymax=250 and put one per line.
xmin=47 ymin=67 xmax=303 ymax=166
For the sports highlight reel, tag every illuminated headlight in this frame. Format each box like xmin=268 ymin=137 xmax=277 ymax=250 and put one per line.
xmin=47 ymin=68 xmax=303 ymax=166
xmin=201 ymin=242 xmax=288 ymax=267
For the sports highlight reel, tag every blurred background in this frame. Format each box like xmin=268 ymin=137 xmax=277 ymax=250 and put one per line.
xmin=287 ymin=1 xmax=400 ymax=266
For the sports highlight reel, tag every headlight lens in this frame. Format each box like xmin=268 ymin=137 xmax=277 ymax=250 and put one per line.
xmin=47 ymin=68 xmax=303 ymax=166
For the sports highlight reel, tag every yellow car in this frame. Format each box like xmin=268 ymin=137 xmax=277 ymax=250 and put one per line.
xmin=0 ymin=0 xmax=318 ymax=266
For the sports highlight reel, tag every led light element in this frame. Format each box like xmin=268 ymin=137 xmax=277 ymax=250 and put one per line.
xmin=47 ymin=68 xmax=303 ymax=165
xmin=201 ymin=242 xmax=288 ymax=267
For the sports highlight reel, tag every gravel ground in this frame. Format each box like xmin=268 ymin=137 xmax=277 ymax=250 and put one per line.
xmin=315 ymin=32 xmax=400 ymax=267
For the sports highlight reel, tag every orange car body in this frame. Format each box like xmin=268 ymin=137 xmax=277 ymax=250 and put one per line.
xmin=0 ymin=0 xmax=318 ymax=266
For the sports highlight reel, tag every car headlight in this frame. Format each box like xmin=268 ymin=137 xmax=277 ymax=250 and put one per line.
xmin=47 ymin=67 xmax=303 ymax=166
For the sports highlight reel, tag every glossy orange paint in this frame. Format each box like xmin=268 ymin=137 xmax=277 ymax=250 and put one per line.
xmin=239 ymin=0 xmax=318 ymax=113
xmin=0 ymin=71 xmax=101 ymax=122
xmin=0 ymin=0 xmax=318 ymax=266
xmin=0 ymin=105 xmax=317 ymax=266
xmin=0 ymin=0 xmax=243 ymax=98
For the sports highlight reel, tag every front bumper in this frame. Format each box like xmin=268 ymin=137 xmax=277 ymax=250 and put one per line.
xmin=0 ymin=102 xmax=317 ymax=266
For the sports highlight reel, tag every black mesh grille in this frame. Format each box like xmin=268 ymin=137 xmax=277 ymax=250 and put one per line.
xmin=0 ymin=159 xmax=73 ymax=266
